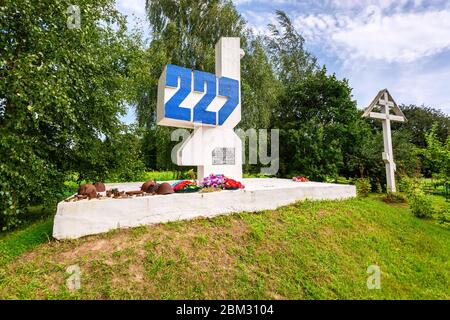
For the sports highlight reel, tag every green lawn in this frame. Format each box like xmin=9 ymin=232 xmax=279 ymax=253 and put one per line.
xmin=0 ymin=195 xmax=449 ymax=299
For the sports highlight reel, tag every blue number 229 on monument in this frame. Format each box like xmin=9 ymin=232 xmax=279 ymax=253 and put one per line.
xmin=164 ymin=64 xmax=239 ymax=126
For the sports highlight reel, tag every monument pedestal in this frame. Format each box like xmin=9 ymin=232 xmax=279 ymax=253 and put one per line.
xmin=53 ymin=179 xmax=356 ymax=240
xmin=177 ymin=126 xmax=243 ymax=181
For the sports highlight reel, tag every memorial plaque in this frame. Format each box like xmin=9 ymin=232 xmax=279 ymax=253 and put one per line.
xmin=212 ymin=147 xmax=235 ymax=165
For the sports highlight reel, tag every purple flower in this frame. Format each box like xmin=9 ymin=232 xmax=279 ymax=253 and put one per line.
xmin=200 ymin=174 xmax=228 ymax=188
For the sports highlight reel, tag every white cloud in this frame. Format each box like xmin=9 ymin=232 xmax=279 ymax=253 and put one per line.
xmin=240 ymin=10 xmax=277 ymax=35
xmin=328 ymin=0 xmax=410 ymax=10
xmin=331 ymin=10 xmax=450 ymax=63
xmin=115 ymin=0 xmax=147 ymax=31
xmin=116 ymin=0 xmax=147 ymax=18
xmin=347 ymin=60 xmax=450 ymax=114
xmin=234 ymin=0 xmax=300 ymax=5
xmin=281 ymin=4 xmax=450 ymax=113
xmin=395 ymin=63 xmax=450 ymax=112
xmin=294 ymin=8 xmax=450 ymax=63
xmin=230 ymin=2 xmax=450 ymax=113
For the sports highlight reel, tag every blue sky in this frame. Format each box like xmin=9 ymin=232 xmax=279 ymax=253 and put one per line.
xmin=116 ymin=0 xmax=450 ymax=123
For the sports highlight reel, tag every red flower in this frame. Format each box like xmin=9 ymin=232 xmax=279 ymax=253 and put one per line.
xmin=224 ymin=178 xmax=245 ymax=189
xmin=293 ymin=176 xmax=309 ymax=182
xmin=173 ymin=180 xmax=196 ymax=191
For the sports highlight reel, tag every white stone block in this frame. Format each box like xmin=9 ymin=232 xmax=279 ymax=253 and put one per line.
xmin=53 ymin=179 xmax=356 ymax=240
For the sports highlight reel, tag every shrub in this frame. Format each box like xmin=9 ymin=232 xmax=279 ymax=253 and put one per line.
xmin=434 ymin=207 xmax=450 ymax=229
xmin=398 ymin=177 xmax=413 ymax=193
xmin=183 ymin=169 xmax=197 ymax=180
xmin=405 ymin=179 xmax=434 ymax=218
xmin=104 ymin=127 xmax=147 ymax=183
xmin=409 ymin=195 xmax=434 ymax=218
xmin=375 ymin=180 xmax=383 ymax=194
xmin=0 ymin=136 xmax=65 ymax=231
xmin=355 ymin=178 xmax=371 ymax=197
xmin=383 ymin=192 xmax=407 ymax=204
xmin=406 ymin=180 xmax=434 ymax=218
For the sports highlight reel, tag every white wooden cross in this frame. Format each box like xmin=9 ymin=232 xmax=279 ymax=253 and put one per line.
xmin=362 ymin=89 xmax=406 ymax=192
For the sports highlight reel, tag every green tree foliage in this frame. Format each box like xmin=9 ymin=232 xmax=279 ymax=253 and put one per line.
xmin=267 ymin=12 xmax=362 ymax=180
xmin=355 ymin=178 xmax=371 ymax=197
xmin=394 ymin=105 xmax=450 ymax=178
xmin=146 ymin=0 xmax=245 ymax=72
xmin=106 ymin=126 xmax=147 ymax=183
xmin=0 ymin=0 xmax=141 ymax=229
xmin=240 ymin=34 xmax=279 ymax=129
xmin=364 ymin=104 xmax=449 ymax=179
xmin=266 ymin=10 xmax=317 ymax=85
xmin=421 ymin=124 xmax=450 ymax=182
xmin=346 ymin=129 xmax=420 ymax=189
xmin=71 ymin=125 xmax=147 ymax=183
xmin=266 ymin=10 xmax=423 ymax=183
xmin=275 ymin=68 xmax=362 ymax=180
xmin=397 ymin=104 xmax=450 ymax=147
xmin=404 ymin=178 xmax=435 ymax=218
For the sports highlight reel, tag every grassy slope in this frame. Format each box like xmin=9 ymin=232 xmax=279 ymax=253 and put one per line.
xmin=0 ymin=196 xmax=449 ymax=299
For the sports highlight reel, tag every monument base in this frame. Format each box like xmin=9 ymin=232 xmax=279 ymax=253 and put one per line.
xmin=53 ymin=178 xmax=356 ymax=240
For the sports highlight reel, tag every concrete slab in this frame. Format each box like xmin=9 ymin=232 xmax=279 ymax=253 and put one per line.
xmin=52 ymin=178 xmax=356 ymax=240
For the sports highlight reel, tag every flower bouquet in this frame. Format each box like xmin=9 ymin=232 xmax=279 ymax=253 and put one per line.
xmin=223 ymin=178 xmax=244 ymax=190
xmin=201 ymin=174 xmax=226 ymax=189
xmin=201 ymin=174 xmax=245 ymax=190
xmin=292 ymin=176 xmax=309 ymax=182
xmin=172 ymin=180 xmax=201 ymax=193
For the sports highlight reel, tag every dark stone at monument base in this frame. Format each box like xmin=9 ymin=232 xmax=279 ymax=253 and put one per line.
xmin=78 ymin=184 xmax=97 ymax=199
xmin=94 ymin=182 xmax=106 ymax=192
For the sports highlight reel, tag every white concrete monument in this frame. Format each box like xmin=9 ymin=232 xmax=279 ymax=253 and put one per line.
xmin=362 ymin=89 xmax=406 ymax=192
xmin=53 ymin=179 xmax=356 ymax=240
xmin=51 ymin=37 xmax=357 ymax=240
xmin=157 ymin=37 xmax=244 ymax=181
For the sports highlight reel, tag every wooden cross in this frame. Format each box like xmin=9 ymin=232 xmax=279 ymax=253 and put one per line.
xmin=362 ymin=89 xmax=406 ymax=192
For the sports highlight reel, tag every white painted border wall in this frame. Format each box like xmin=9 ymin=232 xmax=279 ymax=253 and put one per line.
xmin=53 ymin=179 xmax=356 ymax=240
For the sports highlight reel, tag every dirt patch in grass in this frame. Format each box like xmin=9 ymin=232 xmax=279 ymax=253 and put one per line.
xmin=0 ymin=215 xmax=253 ymax=299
